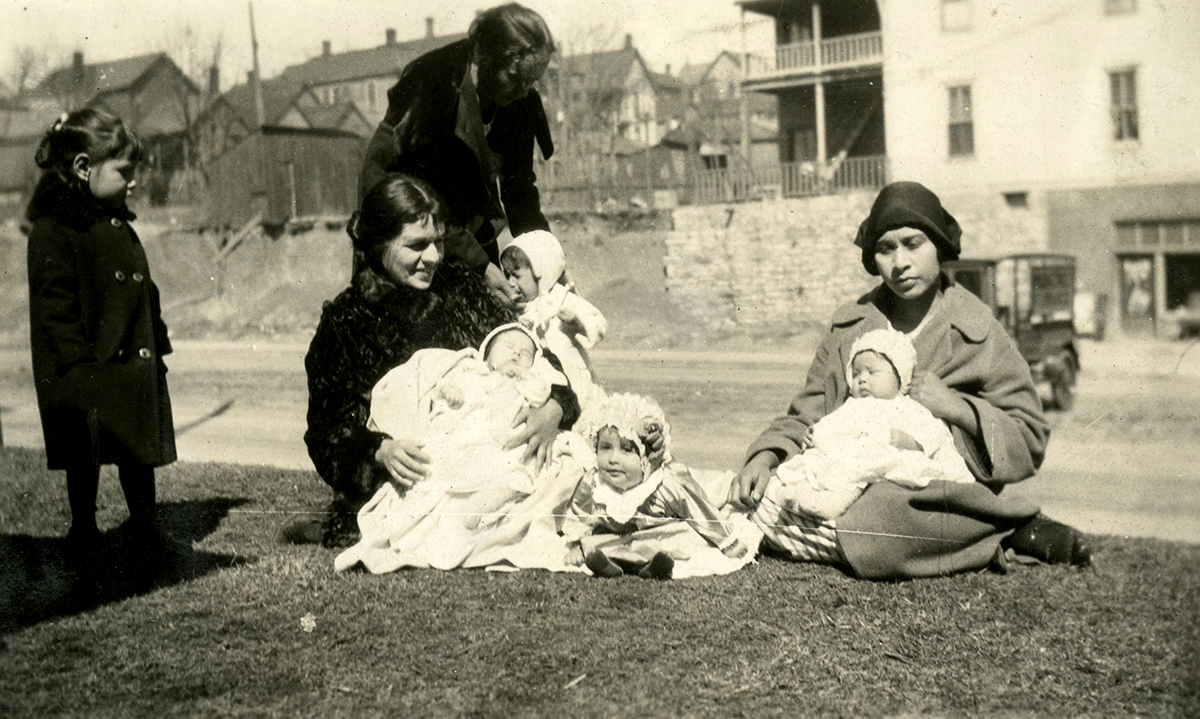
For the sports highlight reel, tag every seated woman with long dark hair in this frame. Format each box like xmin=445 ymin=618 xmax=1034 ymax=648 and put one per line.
xmin=286 ymin=173 xmax=579 ymax=547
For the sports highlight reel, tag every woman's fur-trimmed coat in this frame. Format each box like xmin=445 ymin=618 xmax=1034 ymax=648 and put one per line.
xmin=26 ymin=175 xmax=175 ymax=469
xmin=303 ymin=261 xmax=579 ymax=543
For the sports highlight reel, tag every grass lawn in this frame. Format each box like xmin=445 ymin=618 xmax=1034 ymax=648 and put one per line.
xmin=0 ymin=447 xmax=1196 ymax=718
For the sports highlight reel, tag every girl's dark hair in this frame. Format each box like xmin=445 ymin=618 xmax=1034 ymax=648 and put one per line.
xmin=349 ymin=173 xmax=448 ymax=275
xmin=26 ymin=108 xmax=143 ymax=223
xmin=469 ymin=3 xmax=556 ymax=69
xmin=34 ymin=108 xmax=144 ymax=179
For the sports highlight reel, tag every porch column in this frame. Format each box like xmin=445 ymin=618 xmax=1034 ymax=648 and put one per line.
xmin=740 ymin=6 xmax=750 ymax=160
xmin=812 ymin=0 xmax=827 ymax=166
xmin=1154 ymin=252 xmax=1167 ymax=336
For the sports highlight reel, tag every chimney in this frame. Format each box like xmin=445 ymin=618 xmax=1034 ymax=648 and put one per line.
xmin=385 ymin=28 xmax=397 ymax=46
xmin=624 ymin=34 xmax=633 ymax=49
xmin=425 ymin=17 xmax=435 ymax=38
xmin=247 ymin=70 xmax=255 ymax=84
xmin=72 ymin=51 xmax=85 ymax=84
xmin=322 ymin=40 xmax=331 ymax=57
xmin=208 ymin=65 xmax=220 ymax=96
xmin=665 ymin=63 xmax=671 ymax=75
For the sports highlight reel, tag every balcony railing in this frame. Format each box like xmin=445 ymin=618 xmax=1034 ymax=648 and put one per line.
xmin=693 ymin=155 xmax=888 ymax=205
xmin=749 ymin=31 xmax=883 ymax=81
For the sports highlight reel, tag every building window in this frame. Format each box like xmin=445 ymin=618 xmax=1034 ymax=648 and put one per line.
xmin=1003 ymin=191 xmax=1029 ymax=208
xmin=941 ymin=0 xmax=972 ymax=31
xmin=1105 ymin=0 xmax=1136 ymax=15
xmin=1110 ymin=68 xmax=1138 ymax=141
xmin=948 ymin=85 xmax=974 ymax=156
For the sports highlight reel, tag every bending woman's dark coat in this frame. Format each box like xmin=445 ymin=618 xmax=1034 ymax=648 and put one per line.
xmin=26 ymin=177 xmax=175 ymax=469
xmin=304 ymin=261 xmax=579 ymax=544
xmin=358 ymin=39 xmax=554 ymax=270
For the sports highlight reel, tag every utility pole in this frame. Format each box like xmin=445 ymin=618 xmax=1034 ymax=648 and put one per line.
xmin=249 ymin=1 xmax=266 ymax=127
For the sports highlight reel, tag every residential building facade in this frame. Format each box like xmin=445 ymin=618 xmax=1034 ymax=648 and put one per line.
xmin=278 ymin=23 xmax=464 ymax=128
xmin=733 ymin=0 xmax=1200 ymax=336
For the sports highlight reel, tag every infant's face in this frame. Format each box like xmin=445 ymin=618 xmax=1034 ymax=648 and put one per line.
xmin=850 ymin=350 xmax=901 ymax=400
xmin=502 ymin=256 xmax=540 ymax=305
xmin=485 ymin=329 xmax=536 ymax=376
xmin=595 ymin=427 xmax=645 ymax=491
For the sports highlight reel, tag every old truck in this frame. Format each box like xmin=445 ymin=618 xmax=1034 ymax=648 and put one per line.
xmin=943 ymin=253 xmax=1080 ymax=411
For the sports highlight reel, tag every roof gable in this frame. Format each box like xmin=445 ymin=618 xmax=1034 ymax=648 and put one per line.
xmin=280 ymin=33 xmax=466 ymax=86
xmin=562 ymin=46 xmax=650 ymax=93
xmin=37 ymin=53 xmax=197 ymax=104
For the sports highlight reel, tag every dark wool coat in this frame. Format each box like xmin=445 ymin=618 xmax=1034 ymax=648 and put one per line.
xmin=747 ymin=278 xmax=1047 ymax=579
xmin=358 ymin=39 xmax=554 ymax=270
xmin=26 ymin=177 xmax=175 ymax=470
xmin=304 ymin=261 xmax=579 ymax=543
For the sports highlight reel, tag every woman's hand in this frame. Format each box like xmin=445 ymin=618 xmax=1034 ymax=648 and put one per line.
xmin=485 ymin=263 xmax=517 ymax=307
xmin=909 ymin=371 xmax=975 ymax=430
xmin=728 ymin=451 xmax=779 ymax=510
xmin=505 ymin=400 xmax=565 ymax=473
xmin=375 ymin=438 xmax=431 ymax=489
xmin=800 ymin=425 xmax=815 ymax=451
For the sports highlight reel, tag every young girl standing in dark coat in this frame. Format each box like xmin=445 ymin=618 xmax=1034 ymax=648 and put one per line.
xmin=26 ymin=109 xmax=175 ymax=545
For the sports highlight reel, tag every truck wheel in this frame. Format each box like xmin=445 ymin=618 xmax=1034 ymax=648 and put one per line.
xmin=1051 ymin=377 xmax=1075 ymax=411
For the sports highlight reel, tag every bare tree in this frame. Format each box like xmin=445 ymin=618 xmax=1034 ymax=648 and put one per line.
xmin=554 ymin=20 xmax=626 ymax=143
xmin=164 ymin=21 xmax=224 ymax=169
xmin=9 ymin=45 xmax=50 ymax=97
xmin=158 ymin=22 xmax=223 ymax=204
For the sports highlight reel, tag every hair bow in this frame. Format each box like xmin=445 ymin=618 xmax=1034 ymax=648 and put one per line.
xmin=50 ymin=112 xmax=69 ymax=133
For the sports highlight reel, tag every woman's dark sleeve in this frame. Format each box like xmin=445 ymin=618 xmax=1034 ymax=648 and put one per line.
xmin=303 ymin=307 xmax=390 ymax=497
xmin=490 ymin=93 xmax=552 ymax=237
xmin=541 ymin=348 xmax=580 ymax=430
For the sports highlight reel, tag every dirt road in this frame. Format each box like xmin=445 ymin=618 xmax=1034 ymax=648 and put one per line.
xmin=2 ymin=339 xmax=1197 ymax=543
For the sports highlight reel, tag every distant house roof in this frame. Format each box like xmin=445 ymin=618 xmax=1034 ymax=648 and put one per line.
xmin=662 ymin=114 xmax=777 ymax=149
xmin=561 ymin=45 xmax=649 ymax=93
xmin=677 ymin=63 xmax=710 ymax=87
xmin=648 ymin=70 xmax=683 ymax=93
xmin=217 ymin=76 xmax=313 ymax=128
xmin=36 ymin=52 xmax=198 ymax=105
xmin=280 ymin=33 xmax=466 ymax=86
xmin=295 ymin=101 xmax=370 ymax=133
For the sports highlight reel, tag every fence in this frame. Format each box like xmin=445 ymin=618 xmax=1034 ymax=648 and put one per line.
xmin=751 ymin=31 xmax=884 ymax=79
xmin=693 ymin=155 xmax=888 ymax=205
xmin=538 ymin=147 xmax=694 ymax=212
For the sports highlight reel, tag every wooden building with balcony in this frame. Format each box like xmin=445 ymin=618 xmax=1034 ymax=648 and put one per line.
xmin=728 ymin=0 xmax=887 ymax=200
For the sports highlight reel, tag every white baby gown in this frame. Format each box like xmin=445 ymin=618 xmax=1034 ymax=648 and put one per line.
xmin=774 ymin=395 xmax=976 ymax=520
xmin=335 ymin=348 xmax=588 ymax=573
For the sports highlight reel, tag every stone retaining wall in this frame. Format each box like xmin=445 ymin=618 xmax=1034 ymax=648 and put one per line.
xmin=665 ymin=189 xmax=1048 ymax=328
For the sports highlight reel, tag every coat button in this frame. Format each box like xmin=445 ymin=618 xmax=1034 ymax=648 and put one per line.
xmin=111 ymin=218 xmax=122 ymax=227
xmin=114 ymin=270 xmax=126 ymax=282
xmin=138 ymin=348 xmax=152 ymax=360
xmin=132 ymin=272 xmax=144 ymax=283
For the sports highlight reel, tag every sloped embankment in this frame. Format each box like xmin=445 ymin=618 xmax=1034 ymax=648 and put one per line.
xmin=2 ymin=211 xmax=743 ymax=348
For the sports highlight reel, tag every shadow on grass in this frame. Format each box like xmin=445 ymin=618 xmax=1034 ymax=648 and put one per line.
xmin=0 ymin=497 xmax=256 ymax=634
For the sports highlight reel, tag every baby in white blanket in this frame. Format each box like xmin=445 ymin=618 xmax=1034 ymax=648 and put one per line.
xmin=774 ymin=328 xmax=975 ymax=520
xmin=335 ymin=323 xmax=587 ymax=573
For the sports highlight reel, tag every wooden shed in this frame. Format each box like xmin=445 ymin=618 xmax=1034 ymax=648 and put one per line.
xmin=206 ymin=125 xmax=365 ymax=228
